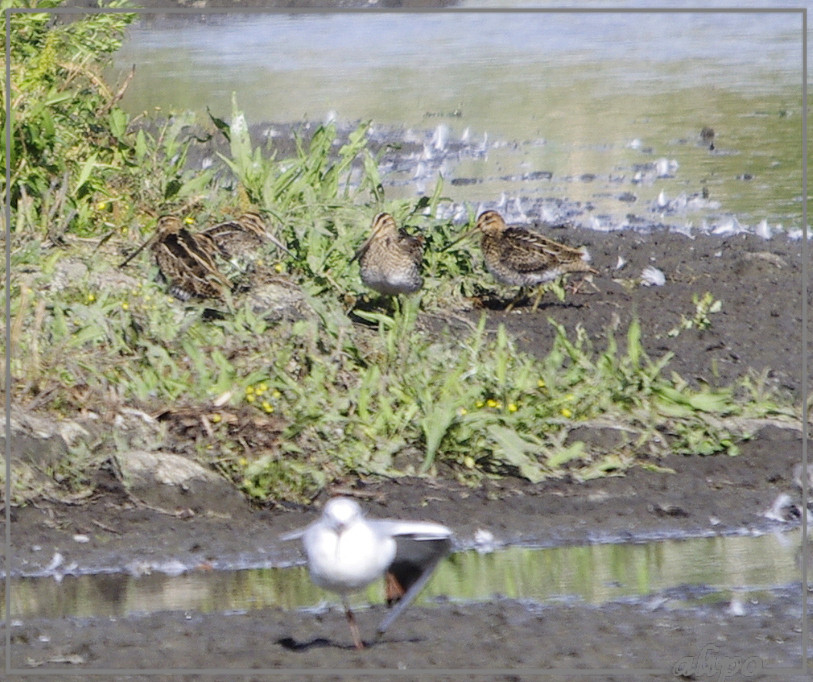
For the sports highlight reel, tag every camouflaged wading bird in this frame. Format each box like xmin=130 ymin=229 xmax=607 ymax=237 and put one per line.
xmin=448 ymin=209 xmax=598 ymax=312
xmin=201 ymin=211 xmax=290 ymax=274
xmin=281 ymin=497 xmax=452 ymax=650
xmin=351 ymin=213 xmax=424 ymax=296
xmin=119 ymin=215 xmax=231 ymax=301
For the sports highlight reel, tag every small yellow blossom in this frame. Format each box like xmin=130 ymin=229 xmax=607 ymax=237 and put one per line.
xmin=121 ymin=301 xmax=129 ymax=310
xmin=262 ymin=401 xmax=274 ymax=413
xmin=246 ymin=394 xmax=255 ymax=403
xmin=271 ymin=389 xmax=281 ymax=399
xmin=245 ymin=386 xmax=255 ymax=395
xmin=184 ymin=216 xmax=195 ymax=225
xmin=508 ymin=403 xmax=518 ymax=413
xmin=96 ymin=201 xmax=108 ymax=211
xmin=211 ymin=413 xmax=222 ymax=424
xmin=537 ymin=379 xmax=546 ymax=388
xmin=86 ymin=293 xmax=96 ymax=303
xmin=463 ymin=455 xmax=475 ymax=468
xmin=274 ymin=263 xmax=285 ymax=273
xmin=238 ymin=457 xmax=248 ymax=467
xmin=561 ymin=407 xmax=572 ymax=418
xmin=486 ymin=399 xmax=502 ymax=409
xmin=457 ymin=407 xmax=467 ymax=417
xmin=475 ymin=400 xmax=485 ymax=409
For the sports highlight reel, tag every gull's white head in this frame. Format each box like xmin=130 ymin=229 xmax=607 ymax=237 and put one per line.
xmin=322 ymin=497 xmax=363 ymax=533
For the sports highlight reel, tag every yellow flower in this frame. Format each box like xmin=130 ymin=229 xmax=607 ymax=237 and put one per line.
xmin=211 ymin=413 xmax=222 ymax=424
xmin=86 ymin=293 xmax=96 ymax=303
xmin=121 ymin=301 xmax=129 ymax=310
xmin=184 ymin=216 xmax=195 ymax=225
xmin=537 ymin=379 xmax=546 ymax=388
xmin=246 ymin=394 xmax=255 ymax=403
xmin=262 ymin=401 xmax=274 ymax=413
xmin=561 ymin=407 xmax=572 ymax=418
xmin=238 ymin=457 xmax=248 ymax=467
xmin=508 ymin=403 xmax=518 ymax=413
xmin=96 ymin=201 xmax=108 ymax=211
xmin=486 ymin=399 xmax=502 ymax=409
xmin=245 ymin=386 xmax=255 ymax=395
xmin=271 ymin=389 xmax=281 ymax=399
xmin=475 ymin=400 xmax=485 ymax=409
xmin=274 ymin=263 xmax=285 ymax=273
xmin=463 ymin=455 xmax=475 ymax=469
xmin=457 ymin=407 xmax=467 ymax=417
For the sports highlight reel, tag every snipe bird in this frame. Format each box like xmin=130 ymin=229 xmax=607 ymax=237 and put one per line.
xmin=449 ymin=209 xmax=597 ymax=311
xmin=281 ymin=497 xmax=452 ymax=650
xmin=351 ymin=213 xmax=424 ymax=296
xmin=201 ymin=211 xmax=290 ymax=267
xmin=119 ymin=216 xmax=231 ymax=301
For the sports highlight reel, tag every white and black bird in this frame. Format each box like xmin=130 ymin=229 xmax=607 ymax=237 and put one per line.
xmin=281 ymin=496 xmax=453 ymax=649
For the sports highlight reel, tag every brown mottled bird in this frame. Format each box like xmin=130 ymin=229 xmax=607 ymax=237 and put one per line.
xmin=201 ymin=211 xmax=289 ymax=269
xmin=351 ymin=212 xmax=424 ymax=296
xmin=119 ymin=216 xmax=231 ymax=301
xmin=449 ymin=209 xmax=597 ymax=311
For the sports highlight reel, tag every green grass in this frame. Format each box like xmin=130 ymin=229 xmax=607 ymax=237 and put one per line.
xmin=3 ymin=10 xmax=800 ymax=505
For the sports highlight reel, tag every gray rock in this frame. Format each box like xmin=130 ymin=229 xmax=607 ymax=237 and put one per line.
xmin=116 ymin=449 xmax=244 ymax=515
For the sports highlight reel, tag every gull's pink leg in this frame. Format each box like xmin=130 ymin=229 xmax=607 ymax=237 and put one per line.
xmin=344 ymin=599 xmax=364 ymax=650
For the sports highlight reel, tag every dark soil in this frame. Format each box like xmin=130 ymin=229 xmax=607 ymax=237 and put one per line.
xmin=6 ymin=225 xmax=809 ymax=679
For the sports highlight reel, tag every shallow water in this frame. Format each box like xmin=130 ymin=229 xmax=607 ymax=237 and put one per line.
xmin=5 ymin=529 xmax=805 ymax=621
xmin=108 ymin=9 xmax=805 ymax=235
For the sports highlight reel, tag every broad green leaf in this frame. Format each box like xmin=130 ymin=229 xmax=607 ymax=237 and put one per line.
xmin=487 ymin=425 xmax=546 ymax=483
xmin=547 ymin=440 xmax=586 ymax=468
xmin=74 ymin=152 xmax=99 ymax=194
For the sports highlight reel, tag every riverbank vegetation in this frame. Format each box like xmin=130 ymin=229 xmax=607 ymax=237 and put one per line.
xmin=3 ymin=7 xmax=799 ymax=505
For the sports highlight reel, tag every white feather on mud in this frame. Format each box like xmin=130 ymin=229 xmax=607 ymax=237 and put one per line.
xmin=641 ymin=266 xmax=665 ymax=287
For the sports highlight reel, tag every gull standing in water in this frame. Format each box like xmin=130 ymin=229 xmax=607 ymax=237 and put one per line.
xmin=281 ymin=497 xmax=453 ymax=649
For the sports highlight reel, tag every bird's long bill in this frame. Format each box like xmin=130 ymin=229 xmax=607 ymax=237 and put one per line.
xmin=441 ymin=226 xmax=479 ymax=252
xmin=350 ymin=213 xmax=393 ymax=264
xmin=265 ymin=232 xmax=293 ymax=258
xmin=349 ymin=236 xmax=372 ymax=265
xmin=118 ymin=233 xmax=158 ymax=268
